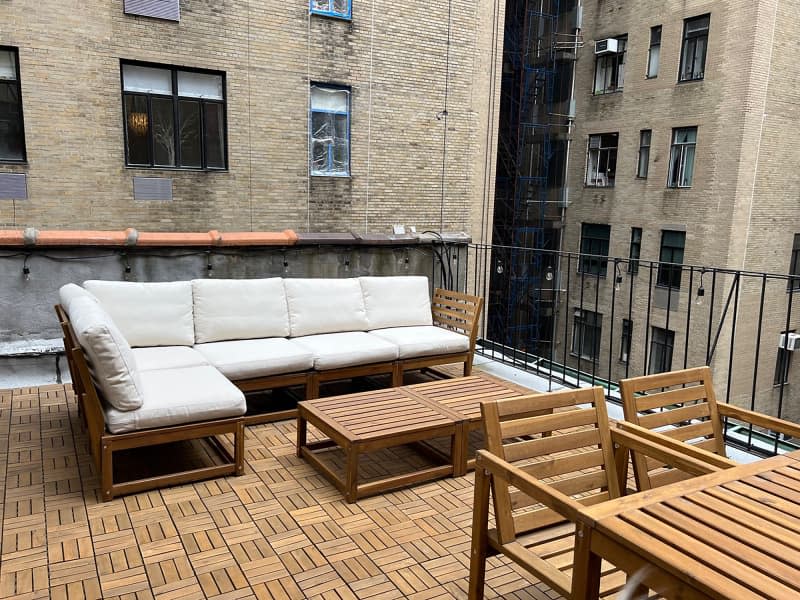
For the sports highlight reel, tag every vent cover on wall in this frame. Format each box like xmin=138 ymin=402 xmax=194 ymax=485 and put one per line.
xmin=123 ymin=0 xmax=180 ymax=22
xmin=0 ymin=173 xmax=28 ymax=200
xmin=133 ymin=177 xmax=173 ymax=201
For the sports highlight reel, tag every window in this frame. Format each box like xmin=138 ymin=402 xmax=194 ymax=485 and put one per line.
xmin=310 ymin=0 xmax=351 ymax=19
xmin=649 ymin=326 xmax=674 ymax=374
xmin=620 ymin=319 xmax=632 ymax=363
xmin=0 ymin=48 xmax=25 ymax=162
xmin=637 ymin=130 xmax=651 ymax=178
xmin=122 ymin=63 xmax=227 ymax=170
xmin=788 ymin=234 xmax=800 ymax=291
xmin=572 ymin=309 xmax=602 ymax=361
xmin=585 ymin=133 xmax=617 ymax=187
xmin=775 ymin=331 xmax=794 ymax=385
xmin=593 ymin=36 xmax=626 ymax=94
xmin=680 ymin=15 xmax=710 ymax=82
xmin=657 ymin=230 xmax=686 ymax=289
xmin=579 ymin=223 xmax=611 ymax=276
xmin=628 ymin=227 xmax=642 ymax=274
xmin=647 ymin=26 xmax=661 ymax=78
xmin=310 ymin=85 xmax=350 ymax=176
xmin=668 ymin=127 xmax=697 ymax=188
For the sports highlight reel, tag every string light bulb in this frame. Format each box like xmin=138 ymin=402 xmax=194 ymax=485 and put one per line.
xmin=496 ymin=260 xmax=504 ymax=274
xmin=614 ymin=260 xmax=623 ymax=292
xmin=404 ymin=249 xmax=410 ymax=270
xmin=696 ymin=269 xmax=706 ymax=306
xmin=283 ymin=252 xmax=289 ymax=274
xmin=206 ymin=251 xmax=214 ymax=278
xmin=22 ymin=254 xmax=31 ymax=282
xmin=545 ymin=266 xmax=553 ymax=281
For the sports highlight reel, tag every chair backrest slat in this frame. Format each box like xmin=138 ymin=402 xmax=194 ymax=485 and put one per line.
xmin=637 ymin=401 xmax=711 ymax=430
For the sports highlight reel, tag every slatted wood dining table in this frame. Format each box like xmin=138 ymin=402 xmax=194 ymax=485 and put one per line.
xmin=574 ymin=450 xmax=800 ymax=599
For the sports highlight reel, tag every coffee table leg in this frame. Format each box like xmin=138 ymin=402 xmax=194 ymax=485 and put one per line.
xmin=345 ymin=444 xmax=359 ymax=503
xmin=296 ymin=412 xmax=307 ymax=459
xmin=453 ymin=423 xmax=466 ymax=477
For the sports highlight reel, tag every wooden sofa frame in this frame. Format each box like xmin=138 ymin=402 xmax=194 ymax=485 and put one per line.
xmin=228 ymin=287 xmax=484 ymax=423
xmin=56 ymin=305 xmax=245 ymax=502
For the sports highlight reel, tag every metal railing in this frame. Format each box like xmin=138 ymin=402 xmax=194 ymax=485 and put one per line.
xmin=437 ymin=242 xmax=800 ymax=456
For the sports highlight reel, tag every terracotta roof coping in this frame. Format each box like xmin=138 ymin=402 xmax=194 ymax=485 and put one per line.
xmin=0 ymin=229 xmax=299 ymax=247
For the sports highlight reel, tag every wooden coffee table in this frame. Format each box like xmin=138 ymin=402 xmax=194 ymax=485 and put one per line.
xmin=405 ymin=375 xmax=538 ymax=475
xmin=297 ymin=387 xmax=460 ymax=502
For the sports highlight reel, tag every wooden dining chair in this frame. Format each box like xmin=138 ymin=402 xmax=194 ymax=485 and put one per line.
xmin=619 ymin=365 xmax=800 ymax=490
xmin=469 ymin=388 xmax=637 ymax=599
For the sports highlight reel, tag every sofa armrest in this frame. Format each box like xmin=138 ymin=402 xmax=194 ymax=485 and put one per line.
xmin=431 ymin=288 xmax=484 ymax=350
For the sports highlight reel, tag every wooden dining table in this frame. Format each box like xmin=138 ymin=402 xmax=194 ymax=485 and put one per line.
xmin=575 ymin=450 xmax=800 ymax=599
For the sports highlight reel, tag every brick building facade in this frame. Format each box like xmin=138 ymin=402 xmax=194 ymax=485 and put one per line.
xmin=0 ymin=0 xmax=504 ymax=240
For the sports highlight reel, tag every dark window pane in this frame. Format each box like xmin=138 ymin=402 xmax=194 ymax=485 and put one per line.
xmin=0 ymin=81 xmax=24 ymax=161
xmin=203 ymin=103 xmax=225 ymax=169
xmin=178 ymin=99 xmax=202 ymax=168
xmin=152 ymin=97 xmax=175 ymax=167
xmin=124 ymin=94 xmax=151 ymax=165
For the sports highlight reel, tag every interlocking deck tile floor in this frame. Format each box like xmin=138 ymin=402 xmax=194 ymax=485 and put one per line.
xmin=0 ymin=384 xmax=560 ymax=600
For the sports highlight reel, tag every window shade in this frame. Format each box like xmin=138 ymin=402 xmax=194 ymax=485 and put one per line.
xmin=0 ymin=51 xmax=16 ymax=81
xmin=177 ymin=71 xmax=224 ymax=100
xmin=311 ymin=87 xmax=349 ymax=112
xmin=122 ymin=64 xmax=172 ymax=94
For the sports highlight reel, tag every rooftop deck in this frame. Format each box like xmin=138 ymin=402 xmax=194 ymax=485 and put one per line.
xmin=0 ymin=380 xmax=555 ymax=600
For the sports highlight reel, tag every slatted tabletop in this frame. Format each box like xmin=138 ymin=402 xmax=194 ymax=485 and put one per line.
xmin=579 ymin=451 xmax=800 ymax=599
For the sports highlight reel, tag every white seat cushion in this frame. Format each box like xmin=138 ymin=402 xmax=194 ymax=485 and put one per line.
xmin=291 ymin=332 xmax=399 ymax=370
xmin=194 ymin=338 xmax=314 ymax=380
xmin=360 ymin=276 xmax=433 ymax=330
xmin=84 ymin=280 xmax=194 ymax=347
xmin=285 ymin=278 xmax=368 ymax=337
xmin=66 ymin=296 xmax=144 ymax=412
xmin=369 ymin=326 xmax=470 ymax=359
xmin=104 ymin=365 xmax=246 ymax=434
xmin=192 ymin=278 xmax=290 ymax=343
xmin=132 ymin=346 xmax=209 ymax=371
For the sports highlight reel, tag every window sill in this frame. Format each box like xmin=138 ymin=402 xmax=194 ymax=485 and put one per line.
xmin=584 ymin=184 xmax=615 ymax=189
xmin=592 ymin=89 xmax=623 ymax=96
xmin=125 ymin=166 xmax=228 ymax=173
xmin=311 ymin=172 xmax=351 ymax=178
xmin=666 ymin=185 xmax=692 ymax=190
xmin=310 ymin=10 xmax=352 ymax=21
xmin=677 ymin=77 xmax=704 ymax=84
xmin=635 ymin=176 xmax=648 ymax=180
xmin=570 ymin=352 xmax=600 ymax=363
xmin=0 ymin=159 xmax=28 ymax=166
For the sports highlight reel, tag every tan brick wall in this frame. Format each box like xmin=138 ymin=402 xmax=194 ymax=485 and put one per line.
xmin=0 ymin=0 xmax=504 ymax=242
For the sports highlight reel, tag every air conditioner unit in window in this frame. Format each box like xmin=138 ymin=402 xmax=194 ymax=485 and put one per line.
xmin=594 ymin=38 xmax=619 ymax=55
xmin=778 ymin=333 xmax=800 ymax=351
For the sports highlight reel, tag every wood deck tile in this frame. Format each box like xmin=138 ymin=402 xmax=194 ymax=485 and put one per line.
xmin=0 ymin=382 xmax=572 ymax=600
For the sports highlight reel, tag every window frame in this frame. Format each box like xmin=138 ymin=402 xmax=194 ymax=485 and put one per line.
xmin=579 ymin=223 xmax=611 ymax=277
xmin=620 ymin=318 xmax=633 ymax=363
xmin=637 ymin=129 xmax=651 ymax=179
xmin=585 ymin=133 xmax=618 ymax=188
xmin=657 ymin=230 xmax=686 ymax=289
xmin=593 ymin=36 xmax=627 ymax=95
xmin=646 ymin=26 xmax=662 ymax=79
xmin=628 ymin=227 xmax=642 ymax=274
xmin=649 ymin=326 xmax=675 ymax=374
xmin=679 ymin=14 xmax=710 ymax=82
xmin=309 ymin=83 xmax=351 ymax=177
xmin=310 ymin=0 xmax=352 ymax=20
xmin=668 ymin=126 xmax=697 ymax=188
xmin=788 ymin=234 xmax=800 ymax=292
xmin=572 ymin=308 xmax=603 ymax=362
xmin=0 ymin=46 xmax=27 ymax=163
xmin=120 ymin=60 xmax=228 ymax=171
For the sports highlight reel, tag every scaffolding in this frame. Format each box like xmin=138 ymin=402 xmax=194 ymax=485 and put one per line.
xmin=489 ymin=0 xmax=580 ymax=356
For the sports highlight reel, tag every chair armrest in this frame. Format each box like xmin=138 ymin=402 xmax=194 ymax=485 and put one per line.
xmin=475 ymin=449 xmax=586 ymax=524
xmin=611 ymin=422 xmax=737 ymax=472
xmin=717 ymin=404 xmax=800 ymax=439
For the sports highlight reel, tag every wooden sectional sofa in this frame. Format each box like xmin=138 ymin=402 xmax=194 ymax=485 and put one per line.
xmin=56 ymin=276 xmax=483 ymax=500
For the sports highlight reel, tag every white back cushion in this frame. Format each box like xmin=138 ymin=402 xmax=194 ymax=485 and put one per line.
xmin=84 ymin=280 xmax=194 ymax=347
xmin=285 ymin=278 xmax=368 ymax=337
xmin=59 ymin=283 xmax=98 ymax=314
xmin=192 ymin=278 xmax=290 ymax=343
xmin=360 ymin=276 xmax=433 ymax=330
xmin=67 ymin=296 xmax=144 ymax=411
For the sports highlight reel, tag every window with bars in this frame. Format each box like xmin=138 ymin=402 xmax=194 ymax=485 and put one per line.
xmin=310 ymin=0 xmax=351 ymax=19
xmin=680 ymin=15 xmax=710 ymax=82
xmin=579 ymin=223 xmax=611 ymax=276
xmin=628 ymin=227 xmax=642 ymax=274
xmin=788 ymin=234 xmax=800 ymax=291
xmin=620 ymin=319 xmax=633 ymax=363
xmin=572 ymin=309 xmax=603 ymax=361
xmin=647 ymin=26 xmax=661 ymax=78
xmin=0 ymin=48 xmax=26 ymax=162
xmin=121 ymin=62 xmax=227 ymax=170
xmin=593 ymin=36 xmax=627 ymax=94
xmin=657 ymin=230 xmax=686 ymax=289
xmin=668 ymin=127 xmax=697 ymax=188
xmin=649 ymin=326 xmax=675 ymax=374
xmin=585 ymin=133 xmax=618 ymax=187
xmin=310 ymin=85 xmax=350 ymax=176
xmin=637 ymin=130 xmax=651 ymax=178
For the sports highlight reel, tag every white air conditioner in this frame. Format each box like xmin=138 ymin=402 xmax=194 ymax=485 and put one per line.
xmin=778 ymin=332 xmax=800 ymax=351
xmin=595 ymin=38 xmax=619 ymax=55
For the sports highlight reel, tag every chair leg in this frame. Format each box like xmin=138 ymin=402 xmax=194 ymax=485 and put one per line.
xmin=571 ymin=521 xmax=602 ymax=600
xmin=101 ymin=438 xmax=114 ymax=502
xmin=468 ymin=467 xmax=491 ymax=600
xmin=234 ymin=420 xmax=245 ymax=476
